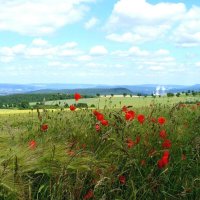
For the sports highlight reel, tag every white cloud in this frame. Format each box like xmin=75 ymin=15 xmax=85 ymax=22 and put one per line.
xmin=85 ymin=17 xmax=98 ymax=29
xmin=0 ymin=0 xmax=95 ymax=36
xmin=90 ymin=45 xmax=108 ymax=56
xmin=76 ymin=55 xmax=92 ymax=61
xmin=32 ymin=38 xmax=48 ymax=46
xmin=148 ymin=66 xmax=164 ymax=71
xmin=106 ymin=0 xmax=186 ymax=43
xmin=195 ymin=62 xmax=200 ymax=67
xmin=172 ymin=6 xmax=200 ymax=47
xmin=61 ymin=42 xmax=78 ymax=49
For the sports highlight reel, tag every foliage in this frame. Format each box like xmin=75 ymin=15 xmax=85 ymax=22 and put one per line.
xmin=0 ymin=98 xmax=200 ymax=199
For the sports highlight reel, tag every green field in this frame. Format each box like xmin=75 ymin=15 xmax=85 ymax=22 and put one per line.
xmin=33 ymin=95 xmax=200 ymax=108
xmin=0 ymin=96 xmax=200 ymax=199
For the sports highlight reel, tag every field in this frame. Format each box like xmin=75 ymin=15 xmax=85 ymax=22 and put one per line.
xmin=33 ymin=95 xmax=200 ymax=108
xmin=0 ymin=96 xmax=200 ymax=199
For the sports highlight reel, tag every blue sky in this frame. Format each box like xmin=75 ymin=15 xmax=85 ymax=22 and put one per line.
xmin=0 ymin=0 xmax=200 ymax=85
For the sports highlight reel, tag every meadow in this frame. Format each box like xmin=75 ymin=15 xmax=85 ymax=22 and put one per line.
xmin=0 ymin=95 xmax=200 ymax=199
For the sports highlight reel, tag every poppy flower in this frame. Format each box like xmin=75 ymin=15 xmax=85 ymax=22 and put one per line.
xmin=122 ymin=106 xmax=128 ymax=113
xmin=93 ymin=110 xmax=100 ymax=116
xmin=158 ymin=151 xmax=170 ymax=169
xmin=158 ymin=117 xmax=166 ymax=125
xmin=95 ymin=123 xmax=101 ymax=131
xmin=159 ymin=130 xmax=167 ymax=139
xmin=119 ymin=175 xmax=126 ymax=184
xmin=135 ymin=136 xmax=140 ymax=144
xmin=162 ymin=139 xmax=172 ymax=149
xmin=70 ymin=105 xmax=76 ymax=111
xmin=83 ymin=189 xmax=94 ymax=199
xmin=101 ymin=119 xmax=109 ymax=126
xmin=41 ymin=124 xmax=48 ymax=132
xmin=74 ymin=93 xmax=81 ymax=101
xmin=96 ymin=113 xmax=104 ymax=121
xmin=125 ymin=110 xmax=135 ymax=121
xmin=126 ymin=138 xmax=135 ymax=148
xmin=29 ymin=140 xmax=36 ymax=149
xmin=137 ymin=114 xmax=145 ymax=124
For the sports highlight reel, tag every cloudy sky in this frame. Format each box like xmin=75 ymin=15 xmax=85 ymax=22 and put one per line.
xmin=0 ymin=0 xmax=200 ymax=85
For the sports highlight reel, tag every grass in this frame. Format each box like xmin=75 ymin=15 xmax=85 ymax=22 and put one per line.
xmin=0 ymin=97 xmax=200 ymax=199
xmin=33 ymin=95 xmax=200 ymax=108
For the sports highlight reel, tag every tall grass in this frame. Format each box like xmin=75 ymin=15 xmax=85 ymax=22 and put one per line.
xmin=0 ymin=102 xmax=200 ymax=199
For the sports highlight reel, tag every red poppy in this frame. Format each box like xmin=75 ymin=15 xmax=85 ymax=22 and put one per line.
xmin=163 ymin=150 xmax=170 ymax=158
xmin=122 ymin=106 xmax=128 ymax=113
xmin=126 ymin=138 xmax=135 ymax=148
xmin=135 ymin=136 xmax=140 ymax=144
xmin=101 ymin=119 xmax=109 ymax=126
xmin=162 ymin=139 xmax=172 ymax=149
xmin=119 ymin=175 xmax=126 ymax=184
xmin=41 ymin=124 xmax=48 ymax=132
xmin=137 ymin=114 xmax=145 ymax=124
xmin=74 ymin=93 xmax=81 ymax=101
xmin=70 ymin=105 xmax=76 ymax=111
xmin=93 ymin=110 xmax=100 ymax=116
xmin=125 ymin=110 xmax=135 ymax=121
xmin=29 ymin=140 xmax=36 ymax=149
xmin=83 ymin=189 xmax=94 ymax=199
xmin=158 ymin=117 xmax=166 ymax=125
xmin=159 ymin=130 xmax=167 ymax=139
xmin=158 ymin=150 xmax=170 ymax=169
xmin=95 ymin=123 xmax=101 ymax=131
xmin=96 ymin=113 xmax=104 ymax=121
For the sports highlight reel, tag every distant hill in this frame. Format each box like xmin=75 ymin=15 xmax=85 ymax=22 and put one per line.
xmin=0 ymin=83 xmax=200 ymax=96
xmin=29 ymin=88 xmax=132 ymax=95
xmin=0 ymin=88 xmax=132 ymax=105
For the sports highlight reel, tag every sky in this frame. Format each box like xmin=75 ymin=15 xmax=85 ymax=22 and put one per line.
xmin=0 ymin=0 xmax=200 ymax=85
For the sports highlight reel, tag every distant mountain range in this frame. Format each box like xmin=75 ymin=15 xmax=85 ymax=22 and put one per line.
xmin=0 ymin=83 xmax=199 ymax=96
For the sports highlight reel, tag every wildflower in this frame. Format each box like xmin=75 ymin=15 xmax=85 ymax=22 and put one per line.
xmin=95 ymin=123 xmax=101 ymax=131
xmin=159 ymin=130 xmax=167 ymax=139
xmin=41 ymin=124 xmax=48 ymax=132
xmin=96 ymin=113 xmax=104 ymax=121
xmin=162 ymin=139 xmax=172 ymax=149
xmin=83 ymin=189 xmax=94 ymax=199
xmin=125 ymin=110 xmax=135 ymax=121
xmin=122 ymin=106 xmax=128 ymax=113
xmin=158 ymin=150 xmax=170 ymax=169
xmin=158 ymin=117 xmax=166 ymax=125
xmin=29 ymin=140 xmax=36 ymax=149
xmin=101 ymin=119 xmax=109 ymax=126
xmin=135 ymin=136 xmax=140 ymax=144
xmin=126 ymin=138 xmax=135 ymax=148
xmin=93 ymin=110 xmax=100 ymax=116
xmin=70 ymin=105 xmax=76 ymax=111
xmin=74 ymin=93 xmax=81 ymax=101
xmin=137 ymin=114 xmax=145 ymax=124
xmin=119 ymin=175 xmax=126 ymax=184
